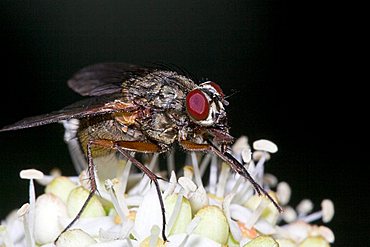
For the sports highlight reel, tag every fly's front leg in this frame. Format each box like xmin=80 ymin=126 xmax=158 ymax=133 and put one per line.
xmin=55 ymin=139 xmax=113 ymax=243
xmin=180 ymin=140 xmax=282 ymax=212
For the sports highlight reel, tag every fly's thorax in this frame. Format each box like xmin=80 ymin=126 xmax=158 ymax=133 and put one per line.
xmin=141 ymin=112 xmax=179 ymax=145
xmin=122 ymin=71 xmax=195 ymax=111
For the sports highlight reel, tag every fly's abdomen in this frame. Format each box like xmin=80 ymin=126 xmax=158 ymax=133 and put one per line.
xmin=77 ymin=116 xmax=146 ymax=157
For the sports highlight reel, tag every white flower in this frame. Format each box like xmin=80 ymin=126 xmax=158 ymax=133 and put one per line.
xmin=0 ymin=137 xmax=335 ymax=247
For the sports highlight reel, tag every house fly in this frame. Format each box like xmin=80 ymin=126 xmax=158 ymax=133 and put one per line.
xmin=0 ymin=63 xmax=282 ymax=241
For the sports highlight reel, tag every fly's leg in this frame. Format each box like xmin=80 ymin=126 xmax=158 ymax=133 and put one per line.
xmin=55 ymin=139 xmax=101 ymax=243
xmin=56 ymin=139 xmax=168 ymax=242
xmin=114 ymin=142 xmax=167 ymax=242
xmin=180 ymin=140 xmax=283 ymax=212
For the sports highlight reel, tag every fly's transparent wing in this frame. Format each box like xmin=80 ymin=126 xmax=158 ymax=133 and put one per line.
xmin=67 ymin=63 xmax=156 ymax=96
xmin=0 ymin=94 xmax=123 ymax=131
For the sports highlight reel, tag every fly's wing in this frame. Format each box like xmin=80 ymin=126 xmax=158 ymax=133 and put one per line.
xmin=67 ymin=63 xmax=156 ymax=96
xmin=1 ymin=63 xmax=157 ymax=131
xmin=0 ymin=94 xmax=123 ymax=131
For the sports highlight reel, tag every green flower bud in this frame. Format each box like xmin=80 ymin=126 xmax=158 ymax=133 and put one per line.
xmin=34 ymin=194 xmax=68 ymax=245
xmin=276 ymin=239 xmax=296 ymax=247
xmin=193 ymin=206 xmax=229 ymax=244
xmin=67 ymin=186 xmax=106 ymax=218
xmin=165 ymin=193 xmax=192 ymax=235
xmin=245 ymin=193 xmax=279 ymax=224
xmin=55 ymin=229 xmax=97 ymax=247
xmin=227 ymin=232 xmax=240 ymax=247
xmin=45 ymin=176 xmax=77 ymax=203
xmin=299 ymin=237 xmax=330 ymax=247
xmin=243 ymin=235 xmax=278 ymax=247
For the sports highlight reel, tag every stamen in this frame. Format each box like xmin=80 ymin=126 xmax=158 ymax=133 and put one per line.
xmin=179 ymin=216 xmax=201 ymax=247
xmin=149 ymin=225 xmax=161 ymax=246
xmin=19 ymin=169 xmax=43 ymax=246
xmin=191 ymin=152 xmax=203 ymax=189
xmin=208 ymin=155 xmax=218 ymax=194
xmin=166 ymin=148 xmax=176 ymax=175
xmin=216 ymin=163 xmax=230 ymax=198
xmin=163 ymin=171 xmax=177 ymax=199
xmin=166 ymin=191 xmax=185 ymax=235
xmin=245 ymin=197 xmax=270 ymax=229
xmin=17 ymin=203 xmax=34 ymax=247
xmin=299 ymin=199 xmax=334 ymax=223
xmin=253 ymin=139 xmax=278 ymax=154
xmin=199 ymin=153 xmax=212 ymax=177
xmin=120 ymin=160 xmax=132 ymax=194
xmin=105 ymin=179 xmax=129 ymax=222
xmin=277 ymin=182 xmax=291 ymax=205
xmin=296 ymin=199 xmax=314 ymax=217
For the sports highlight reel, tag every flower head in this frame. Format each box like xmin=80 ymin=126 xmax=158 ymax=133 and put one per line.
xmin=0 ymin=136 xmax=334 ymax=246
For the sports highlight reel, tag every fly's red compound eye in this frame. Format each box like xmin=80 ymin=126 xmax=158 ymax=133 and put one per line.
xmin=209 ymin=82 xmax=224 ymax=98
xmin=186 ymin=89 xmax=210 ymax=121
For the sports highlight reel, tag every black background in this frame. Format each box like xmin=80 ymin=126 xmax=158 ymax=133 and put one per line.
xmin=0 ymin=1 xmax=364 ymax=246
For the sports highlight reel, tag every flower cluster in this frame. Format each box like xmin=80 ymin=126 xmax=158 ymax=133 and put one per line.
xmin=0 ymin=137 xmax=334 ymax=247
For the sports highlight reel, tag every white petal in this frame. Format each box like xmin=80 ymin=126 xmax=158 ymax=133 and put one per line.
xmin=318 ymin=225 xmax=335 ymax=243
xmin=167 ymin=233 xmax=221 ymax=247
xmin=39 ymin=243 xmax=56 ymax=247
xmin=59 ymin=216 xmax=116 ymax=238
xmin=90 ymin=239 xmax=135 ymax=247
xmin=125 ymin=195 xmax=143 ymax=207
xmin=99 ymin=220 xmax=134 ymax=241
xmin=134 ymin=186 xmax=163 ymax=240
xmin=222 ymin=194 xmax=242 ymax=242
xmin=55 ymin=229 xmax=96 ymax=247
xmin=229 ymin=204 xmax=253 ymax=223
xmin=280 ymin=221 xmax=310 ymax=243
xmin=254 ymin=219 xmax=276 ymax=235
xmin=2 ymin=210 xmax=24 ymax=243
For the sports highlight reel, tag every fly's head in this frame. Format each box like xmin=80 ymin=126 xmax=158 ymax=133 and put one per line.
xmin=185 ymin=81 xmax=234 ymax=147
